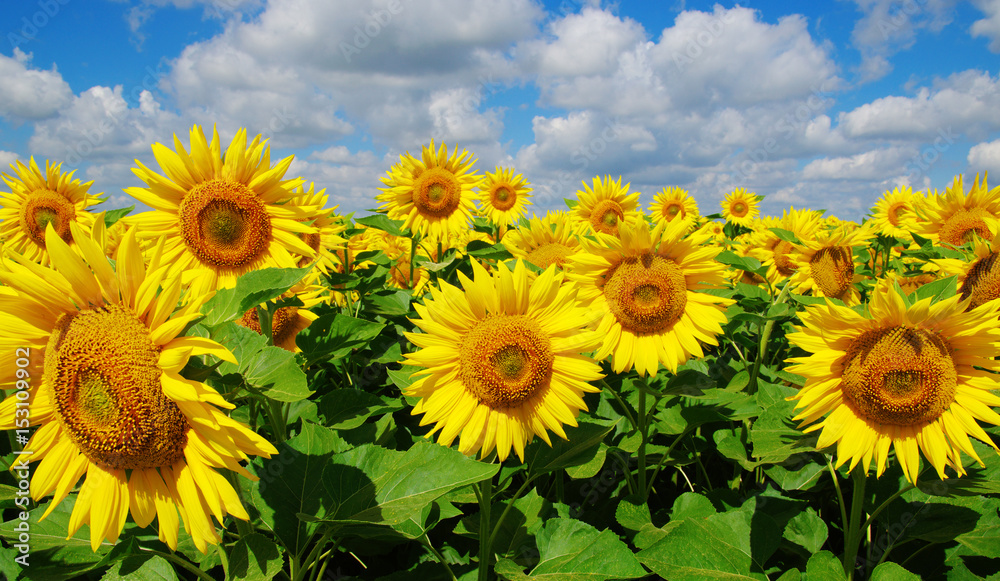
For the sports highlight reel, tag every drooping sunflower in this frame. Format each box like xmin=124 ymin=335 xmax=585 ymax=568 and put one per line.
xmin=403 ymin=260 xmax=604 ymax=462
xmin=572 ymin=175 xmax=641 ymax=237
xmin=787 ymin=282 xmax=1000 ymax=483
xmin=0 ymin=158 xmax=99 ymax=264
xmin=721 ymin=187 xmax=760 ymax=227
xmin=503 ymin=211 xmax=585 ymax=270
xmin=788 ymin=225 xmax=874 ymax=305
xmin=648 ymin=187 xmax=698 ymax=228
xmin=0 ymin=223 xmax=277 ymax=552
xmin=913 ymin=173 xmax=1000 ymax=247
xmin=569 ymin=219 xmax=733 ymax=377
xmin=125 ymin=125 xmax=318 ymax=288
xmin=475 ymin=166 xmax=532 ymax=230
xmin=929 ymin=232 xmax=1000 ymax=310
xmin=236 ymin=274 xmax=323 ymax=352
xmin=377 ymin=140 xmax=480 ymax=239
xmin=870 ymin=185 xmax=919 ymax=240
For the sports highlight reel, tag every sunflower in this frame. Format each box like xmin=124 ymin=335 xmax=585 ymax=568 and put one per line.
xmin=787 ymin=282 xmax=1000 ymax=483
xmin=870 ymin=185 xmax=919 ymax=240
xmin=695 ymin=220 xmax=728 ymax=246
xmin=913 ymin=174 xmax=1000 ymax=247
xmin=0 ymin=223 xmax=277 ymax=552
xmin=648 ymin=187 xmax=698 ymax=228
xmin=569 ymin=219 xmax=733 ymax=377
xmin=572 ymin=175 xmax=641 ymax=237
xmin=721 ymin=187 xmax=760 ymax=227
xmin=476 ymin=166 xmax=532 ymax=231
xmin=236 ymin=274 xmax=323 ymax=352
xmin=124 ymin=125 xmax=318 ymax=289
xmin=504 ymin=211 xmax=585 ymax=270
xmin=0 ymin=158 xmax=100 ymax=264
xmin=747 ymin=208 xmax=820 ymax=283
xmin=403 ymin=260 xmax=604 ymax=462
xmin=788 ymin=225 xmax=874 ymax=305
xmin=377 ymin=140 xmax=480 ymax=239
xmin=291 ymin=182 xmax=346 ymax=274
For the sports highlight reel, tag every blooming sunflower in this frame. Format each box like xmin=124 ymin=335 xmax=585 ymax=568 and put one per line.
xmin=0 ymin=157 xmax=99 ymax=264
xmin=0 ymin=223 xmax=277 ymax=552
xmin=788 ymin=225 xmax=874 ymax=306
xmin=570 ymin=219 xmax=733 ymax=377
xmin=572 ymin=175 xmax=640 ymax=237
xmin=503 ymin=211 xmax=585 ymax=270
xmin=648 ymin=187 xmax=698 ymax=228
xmin=403 ymin=260 xmax=604 ymax=462
xmin=870 ymin=185 xmax=919 ymax=240
xmin=721 ymin=187 xmax=760 ymax=227
xmin=124 ymin=125 xmax=317 ymax=288
xmin=291 ymin=182 xmax=346 ymax=274
xmin=787 ymin=282 xmax=1000 ymax=483
xmin=476 ymin=166 xmax=532 ymax=231
xmin=748 ymin=207 xmax=822 ymax=283
xmin=377 ymin=140 xmax=480 ymax=239
xmin=913 ymin=173 xmax=1000 ymax=247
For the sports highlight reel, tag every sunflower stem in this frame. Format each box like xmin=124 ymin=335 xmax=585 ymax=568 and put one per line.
xmin=256 ymin=305 xmax=274 ymax=346
xmin=224 ymin=470 xmax=254 ymax=539
xmin=477 ymin=472 xmax=495 ymax=581
xmin=842 ymin=466 xmax=869 ymax=581
xmin=421 ymin=533 xmax=458 ymax=581
xmin=601 ymin=378 xmax=637 ymax=430
xmin=748 ymin=282 xmax=790 ymax=395
xmin=143 ymin=548 xmax=214 ymax=581
xmin=266 ymin=397 xmax=288 ymax=443
xmin=636 ymin=377 xmax=650 ymax=500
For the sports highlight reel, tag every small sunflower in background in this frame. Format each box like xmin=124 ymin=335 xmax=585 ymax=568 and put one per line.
xmin=236 ymin=273 xmax=324 ymax=352
xmin=0 ymin=224 xmax=276 ymax=553
xmin=125 ymin=125 xmax=318 ymax=288
xmin=572 ymin=175 xmax=640 ymax=237
xmin=787 ymin=282 xmax=1000 ymax=483
xmin=788 ymin=224 xmax=874 ymax=305
xmin=720 ymin=187 xmax=760 ymax=227
xmin=403 ymin=260 xmax=604 ymax=462
xmin=291 ymin=182 xmax=346 ymax=274
xmin=649 ymin=186 xmax=698 ymax=228
xmin=476 ymin=166 xmax=532 ymax=236
xmin=0 ymin=157 xmax=100 ymax=264
xmin=912 ymin=173 xmax=1000 ymax=247
xmin=503 ymin=211 xmax=584 ymax=270
xmin=377 ymin=140 xmax=479 ymax=239
xmin=870 ymin=185 xmax=920 ymax=241
xmin=570 ymin=220 xmax=733 ymax=377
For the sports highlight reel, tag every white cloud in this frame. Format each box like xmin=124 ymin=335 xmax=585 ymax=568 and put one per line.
xmin=801 ymin=146 xmax=917 ymax=180
xmin=0 ymin=49 xmax=73 ymax=121
xmin=968 ymin=138 xmax=1000 ymax=174
xmin=0 ymin=150 xmax=20 ymax=169
xmin=849 ymin=0 xmax=956 ymax=82
xmin=971 ymin=0 xmax=1000 ymax=52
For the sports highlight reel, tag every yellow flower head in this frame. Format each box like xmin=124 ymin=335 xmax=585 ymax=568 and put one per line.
xmin=721 ymin=187 xmax=760 ymax=226
xmin=572 ymin=175 xmax=641 ymax=237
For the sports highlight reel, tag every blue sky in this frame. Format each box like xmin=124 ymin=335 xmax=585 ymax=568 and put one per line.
xmin=1 ymin=0 xmax=999 ymax=221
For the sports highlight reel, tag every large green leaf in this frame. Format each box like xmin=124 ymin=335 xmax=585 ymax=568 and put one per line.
xmin=227 ymin=533 xmax=284 ymax=581
xmin=242 ymin=346 xmax=312 ymax=402
xmin=200 ymin=267 xmax=312 ymax=326
xmin=496 ymin=518 xmax=647 ymax=580
xmin=869 ymin=562 xmax=921 ymax=580
xmin=637 ymin=505 xmax=759 ymax=580
xmin=783 ymin=508 xmax=828 ymax=554
xmin=101 ymin=555 xmax=179 ymax=581
xmin=295 ymin=313 xmax=386 ymax=366
xmin=803 ymin=551 xmax=846 ymax=581
xmin=455 ymin=489 xmax=548 ymax=559
xmin=316 ymin=389 xmax=402 ymax=430
xmin=355 ymin=214 xmax=406 ymax=237
xmin=316 ymin=442 xmax=498 ymax=535
xmin=526 ymin=421 xmax=616 ymax=477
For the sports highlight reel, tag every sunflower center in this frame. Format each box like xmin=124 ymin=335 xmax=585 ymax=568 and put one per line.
xmin=526 ymin=242 xmax=574 ymax=269
xmin=841 ymin=326 xmax=956 ymax=426
xmin=888 ymin=202 xmax=907 ymax=227
xmin=178 ymin=179 xmax=272 ymax=269
xmin=732 ymin=202 xmax=747 ymax=216
xmin=938 ymin=208 xmax=993 ymax=246
xmin=238 ymin=306 xmax=300 ymax=347
xmin=45 ymin=305 xmax=188 ymax=470
xmin=459 ymin=314 xmax=553 ymax=408
xmin=490 ymin=185 xmax=519 ymax=212
xmin=959 ymin=251 xmax=1000 ymax=309
xmin=809 ymin=246 xmax=854 ymax=300
xmin=19 ymin=190 xmax=75 ymax=248
xmin=665 ymin=203 xmax=681 ymax=219
xmin=604 ymin=253 xmax=687 ymax=335
xmin=413 ymin=167 xmax=462 ymax=219
xmin=590 ymin=200 xmax=624 ymax=235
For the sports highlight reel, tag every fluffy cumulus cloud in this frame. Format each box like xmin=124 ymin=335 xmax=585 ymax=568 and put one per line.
xmin=849 ymin=0 xmax=956 ymax=82
xmin=967 ymin=138 xmax=1000 ymax=174
xmin=0 ymin=49 xmax=73 ymax=121
xmin=971 ymin=0 xmax=1000 ymax=51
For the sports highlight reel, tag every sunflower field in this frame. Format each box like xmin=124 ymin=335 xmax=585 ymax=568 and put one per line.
xmin=2 ymin=125 xmax=1000 ymax=581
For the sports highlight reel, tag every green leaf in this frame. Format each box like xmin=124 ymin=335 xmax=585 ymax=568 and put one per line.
xmin=242 ymin=346 xmax=312 ymax=402
xmin=955 ymin=523 xmax=1000 ymax=559
xmin=355 ymin=214 xmax=405 ymax=236
xmin=101 ymin=555 xmax=179 ymax=581
xmin=466 ymin=240 xmax=514 ymax=260
xmin=526 ymin=421 xmax=616 ymax=477
xmin=911 ymin=275 xmax=957 ymax=303
xmin=365 ymin=289 xmax=413 ymax=316
xmin=768 ymin=228 xmax=802 ymax=245
xmin=869 ymin=562 xmax=921 ymax=581
xmin=716 ymin=251 xmax=766 ymax=277
xmin=564 ymin=445 xmax=606 ymax=480
xmin=783 ymin=508 xmax=828 ymax=554
xmin=102 ymin=206 xmax=134 ymax=227
xmin=317 ymin=389 xmax=402 ymax=430
xmin=637 ymin=507 xmax=758 ymax=580
xmin=670 ymin=492 xmax=717 ymax=520
xmin=318 ymin=442 xmax=499 ymax=534
xmin=455 ymin=489 xmax=548 ymax=558
xmin=803 ymin=551 xmax=846 ymax=581
xmin=296 ymin=313 xmax=386 ymax=367
xmin=227 ymin=533 xmax=284 ymax=581
xmin=201 ymin=267 xmax=312 ymax=326
xmin=498 ymin=518 xmax=647 ymax=580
